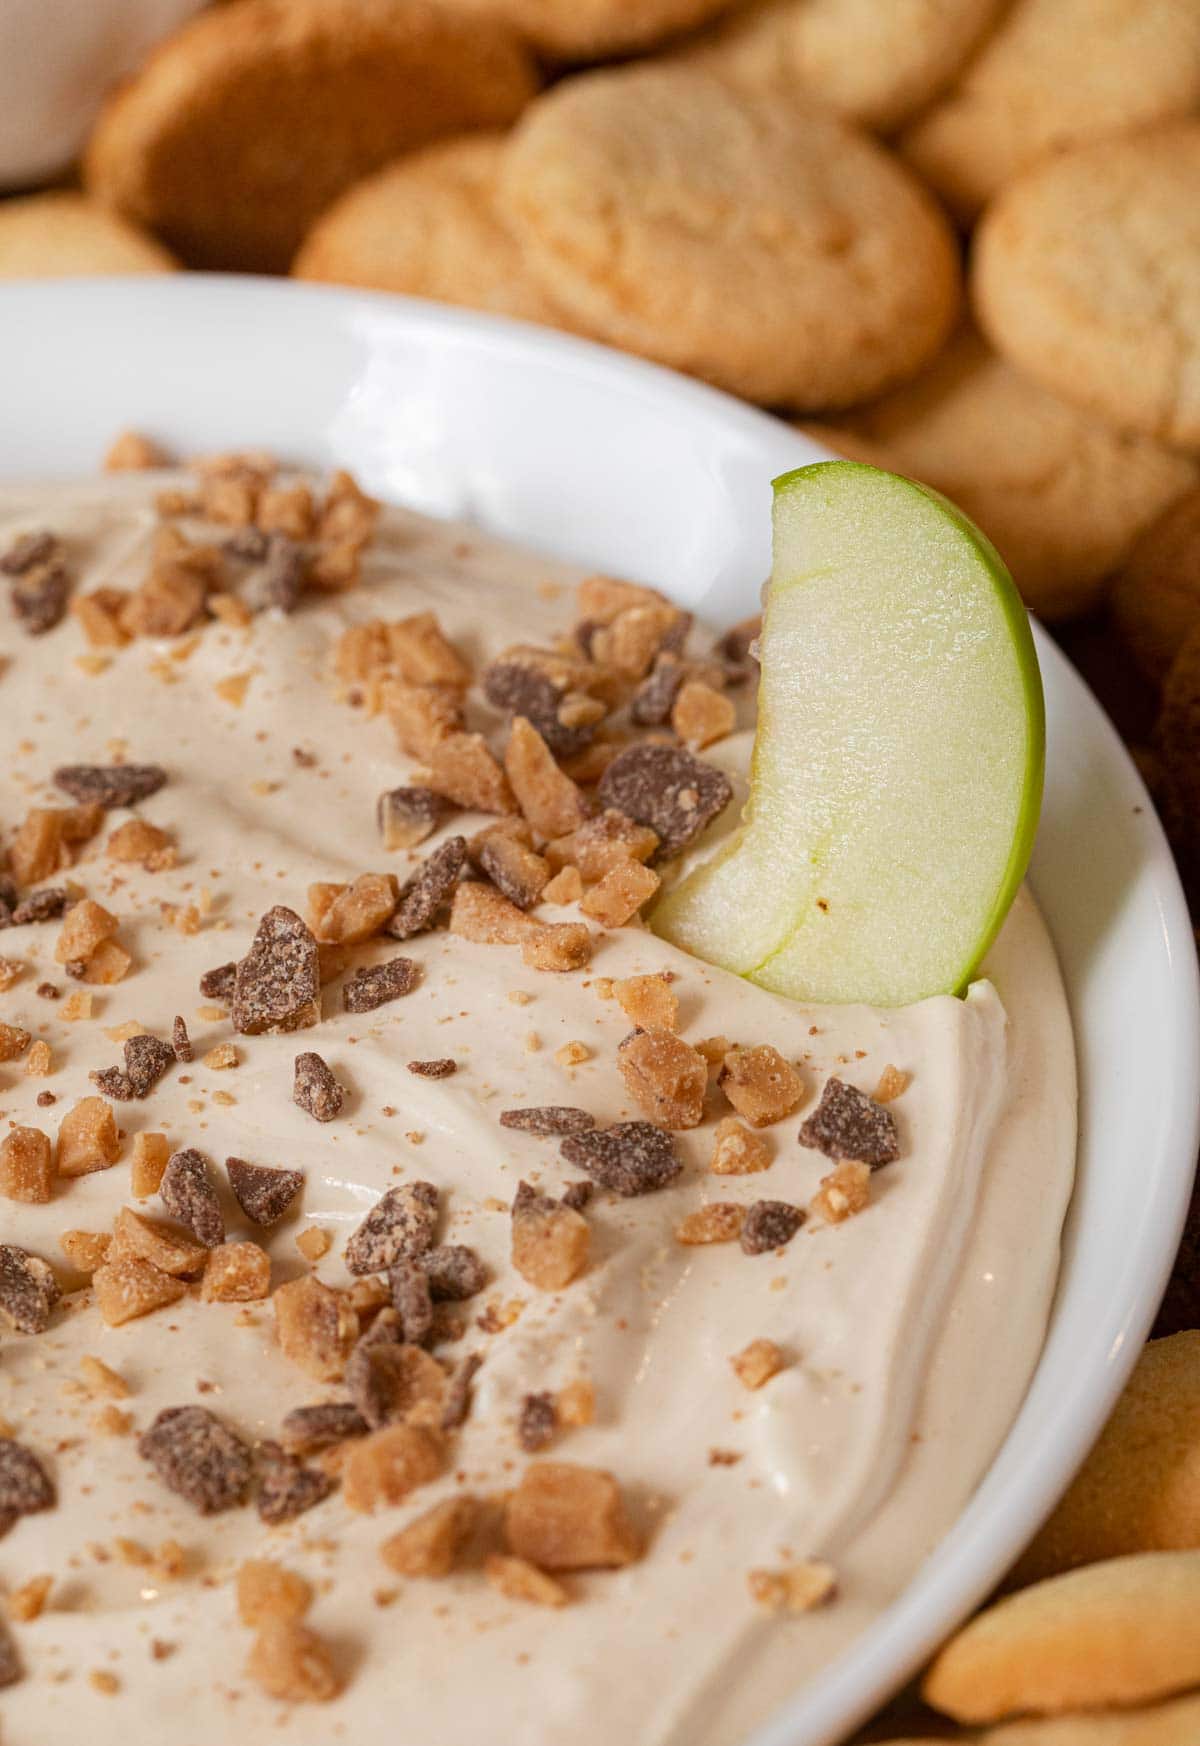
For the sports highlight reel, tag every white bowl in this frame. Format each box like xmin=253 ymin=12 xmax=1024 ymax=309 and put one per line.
xmin=2 ymin=278 xmax=1197 ymax=1745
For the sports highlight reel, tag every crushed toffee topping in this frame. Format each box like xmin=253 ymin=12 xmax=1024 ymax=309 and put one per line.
xmin=344 ymin=1182 xmax=439 ymax=1276
xmin=227 ymin=1157 xmax=304 ymax=1227
xmin=421 ymin=1245 xmax=487 ymax=1301
xmin=739 ymin=1200 xmax=805 ymax=1256
xmin=256 ymin=1441 xmax=334 ymax=1525
xmin=160 ymin=1148 xmax=225 ymax=1248
xmin=138 ymin=1406 xmax=253 ymax=1514
xmin=0 ymin=1245 xmax=61 ymax=1335
xmin=798 ymin=1076 xmax=900 ymax=1168
xmin=91 ymin=1031 xmax=175 ymax=1101
xmin=407 ymin=1058 xmax=456 ymax=1079
xmin=597 ymin=743 xmax=733 ymax=860
xmin=231 ymin=907 xmax=321 ymax=1035
xmin=500 ymin=1106 xmax=596 ymax=1136
xmin=560 ymin=1121 xmax=683 ymax=1196
xmin=52 ymin=763 xmax=167 ymax=808
xmin=386 ymin=836 xmax=467 ymax=940
xmin=0 ymin=1437 xmax=55 ymax=1530
xmin=293 ymin=1051 xmax=345 ymax=1123
xmin=343 ymin=956 xmax=420 ymax=1013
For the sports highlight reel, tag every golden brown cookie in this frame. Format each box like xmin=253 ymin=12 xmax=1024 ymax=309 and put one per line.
xmin=1111 ymin=490 xmax=1200 ymax=685
xmin=807 ymin=328 xmax=1197 ymax=621
xmin=669 ymin=0 xmax=1004 ymax=131
xmin=0 ymin=192 xmax=177 ymax=277
xmin=498 ymin=66 xmax=960 ymax=410
xmin=1011 ymin=1335 xmax=1200 ymax=1586
xmin=420 ymin=0 xmax=737 ymax=61
xmin=972 ymin=125 xmax=1200 ymax=452
xmin=980 ymin=1693 xmax=1200 ymax=1744
xmin=900 ymin=0 xmax=1200 ymax=221
xmin=294 ymin=133 xmax=568 ymax=326
xmin=922 ymin=1551 xmax=1200 ymax=1724
xmin=83 ymin=0 xmax=539 ymax=272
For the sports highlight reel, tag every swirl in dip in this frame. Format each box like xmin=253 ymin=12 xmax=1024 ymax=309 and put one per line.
xmin=0 ymin=458 xmax=1075 ymax=1743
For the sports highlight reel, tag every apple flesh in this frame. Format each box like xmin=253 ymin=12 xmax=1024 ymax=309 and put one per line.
xmin=651 ymin=461 xmax=1043 ymax=1007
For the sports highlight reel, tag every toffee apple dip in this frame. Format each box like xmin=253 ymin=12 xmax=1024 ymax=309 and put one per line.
xmin=0 ymin=448 xmax=1076 ymax=1745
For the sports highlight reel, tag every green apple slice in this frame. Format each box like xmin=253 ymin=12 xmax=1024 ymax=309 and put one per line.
xmin=650 ymin=461 xmax=1043 ymax=1006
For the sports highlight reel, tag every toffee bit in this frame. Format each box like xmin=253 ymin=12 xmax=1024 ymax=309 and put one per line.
xmin=91 ymin=1032 xmax=175 ymax=1101
xmin=52 ymin=763 xmax=168 ymax=809
xmin=344 ymin=1182 xmax=439 ymax=1276
xmin=343 ymin=956 xmax=420 ymax=1013
xmin=441 ymin=1352 xmax=482 ymax=1430
xmin=482 ymin=655 xmax=600 ymax=757
xmin=0 ymin=1245 xmax=61 ymax=1334
xmin=421 ymin=1244 xmax=487 ymax=1301
xmin=11 ymin=888 xmax=68 ymax=926
xmin=407 ymin=1058 xmax=456 ymax=1079
xmin=798 ymin=1077 xmax=900 ymax=1168
xmin=227 ymin=1157 xmax=304 ymax=1227
xmin=172 ymin=1014 xmax=192 ymax=1062
xmin=0 ymin=529 xmax=58 ymax=575
xmin=499 ymin=1106 xmax=596 ymax=1136
xmin=517 ymin=1392 xmax=557 ymax=1453
xmin=0 ymin=1437 xmax=54 ymax=1523
xmin=385 ymin=836 xmax=467 ymax=941
xmin=345 ymin=1339 xmax=442 ymax=1430
xmin=377 ymin=786 xmax=450 ymax=852
xmin=199 ymin=962 xmax=237 ymax=1001
xmin=740 ymin=1200 xmax=805 ymax=1256
xmin=12 ymin=561 xmax=71 ymax=635
xmin=224 ymin=525 xmax=269 ymax=561
xmin=597 ymin=742 xmax=733 ymax=860
xmin=254 ymin=535 xmax=306 ymax=614
xmin=388 ymin=1259 xmax=434 ymax=1346
xmin=560 ymin=1180 xmax=594 ymax=1212
xmin=630 ymin=653 xmax=688 ymax=727
xmin=256 ymin=1440 xmax=334 ymax=1526
xmin=231 ymin=906 xmax=321 ymax=1036
xmin=293 ymin=1052 xmax=344 ymax=1123
xmin=560 ymin=1121 xmax=683 ymax=1196
xmin=160 ymin=1148 xmax=225 ymax=1248
xmin=138 ymin=1406 xmax=253 ymax=1515
xmin=279 ymin=1402 xmax=368 ymax=1456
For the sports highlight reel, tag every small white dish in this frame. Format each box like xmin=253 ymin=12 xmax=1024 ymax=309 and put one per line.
xmin=1 ymin=278 xmax=1196 ymax=1745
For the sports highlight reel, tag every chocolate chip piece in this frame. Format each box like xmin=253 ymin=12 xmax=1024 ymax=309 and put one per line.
xmin=511 ymin=1179 xmax=549 ymax=1217
xmin=227 ymin=1157 xmax=303 ymax=1227
xmin=0 ymin=873 xmax=17 ymax=922
xmin=0 ymin=1246 xmax=61 ymax=1334
xmin=279 ymin=1402 xmax=367 ymax=1456
xmin=123 ymin=1032 xmax=175 ymax=1095
xmin=344 ymin=1182 xmax=439 ymax=1275
xmin=91 ymin=1032 xmax=175 ymax=1101
xmin=138 ymin=1406 xmax=253 ymax=1514
xmin=441 ymin=1352 xmax=482 ymax=1429
xmin=36 ymin=983 xmax=59 ymax=1000
xmin=630 ymin=653 xmax=688 ymax=726
xmin=256 ymin=1440 xmax=333 ymax=1525
xmin=500 ymin=1106 xmax=596 ymax=1136
xmin=224 ymin=526 xmax=269 ymax=561
xmin=517 ymin=1392 xmax=557 ymax=1453
xmin=798 ymin=1077 xmax=900 ymax=1168
xmin=160 ymin=1148 xmax=225 ymax=1248
xmin=560 ymin=1180 xmax=594 ymax=1212
xmin=199 ymin=962 xmax=236 ymax=1000
xmin=407 ymin=1058 xmax=456 ymax=1079
xmin=478 ymin=834 xmax=548 ymax=910
xmin=597 ymin=743 xmax=733 ymax=860
xmin=12 ymin=561 xmax=70 ymax=634
xmin=343 ymin=956 xmax=420 ymax=1013
xmin=232 ymin=906 xmax=320 ymax=1035
xmin=0 ymin=1618 xmax=19 ymax=1686
xmin=11 ymin=888 xmax=68 ymax=926
xmin=421 ymin=1245 xmax=486 ymax=1302
xmin=172 ymin=1015 xmax=192 ymax=1062
xmin=482 ymin=657 xmax=600 ymax=757
xmin=386 ymin=836 xmax=466 ymax=940
xmin=293 ymin=1051 xmax=344 ymax=1122
xmin=740 ymin=1200 xmax=804 ymax=1255
xmin=388 ymin=1259 xmax=434 ymax=1346
xmin=378 ymin=786 xmax=450 ymax=852
xmin=716 ymin=616 xmax=761 ymax=667
xmin=254 ymin=535 xmax=305 ymax=614
xmin=345 ymin=1338 xmax=440 ymax=1430
xmin=0 ymin=1438 xmax=54 ymax=1522
xmin=0 ymin=530 xmax=57 ymax=575
xmin=52 ymin=764 xmax=168 ymax=808
xmin=560 ymin=1121 xmax=682 ymax=1196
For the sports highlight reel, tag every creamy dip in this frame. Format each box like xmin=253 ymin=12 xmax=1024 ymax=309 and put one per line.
xmin=0 ymin=472 xmax=1076 ymax=1745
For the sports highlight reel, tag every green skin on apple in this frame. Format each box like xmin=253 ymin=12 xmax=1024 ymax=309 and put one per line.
xmin=650 ymin=461 xmax=1044 ymax=1008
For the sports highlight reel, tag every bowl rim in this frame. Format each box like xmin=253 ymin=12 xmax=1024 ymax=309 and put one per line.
xmin=0 ymin=276 xmax=1196 ymax=1745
